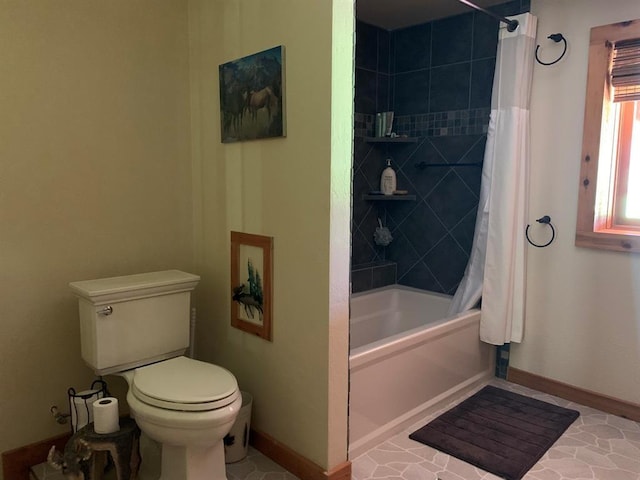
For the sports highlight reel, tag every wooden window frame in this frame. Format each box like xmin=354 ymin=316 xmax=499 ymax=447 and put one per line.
xmin=576 ymin=19 xmax=640 ymax=252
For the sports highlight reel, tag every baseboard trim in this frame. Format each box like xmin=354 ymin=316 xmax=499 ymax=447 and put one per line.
xmin=250 ymin=428 xmax=351 ymax=480
xmin=2 ymin=431 xmax=71 ymax=480
xmin=3 ymin=427 xmax=352 ymax=480
xmin=507 ymin=367 xmax=640 ymax=422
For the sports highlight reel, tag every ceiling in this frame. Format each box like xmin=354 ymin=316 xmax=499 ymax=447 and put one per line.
xmin=356 ymin=0 xmax=507 ymax=31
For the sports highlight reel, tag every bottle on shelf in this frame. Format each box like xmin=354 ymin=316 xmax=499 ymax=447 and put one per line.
xmin=380 ymin=159 xmax=397 ymax=196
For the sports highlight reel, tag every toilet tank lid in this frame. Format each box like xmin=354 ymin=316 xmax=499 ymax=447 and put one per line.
xmin=69 ymin=270 xmax=200 ymax=303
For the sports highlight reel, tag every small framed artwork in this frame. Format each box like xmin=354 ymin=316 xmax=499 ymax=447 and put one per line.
xmin=230 ymin=231 xmax=273 ymax=341
xmin=219 ymin=45 xmax=285 ymax=143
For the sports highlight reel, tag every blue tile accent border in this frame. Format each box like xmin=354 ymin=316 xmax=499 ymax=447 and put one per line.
xmin=355 ymin=108 xmax=490 ymax=139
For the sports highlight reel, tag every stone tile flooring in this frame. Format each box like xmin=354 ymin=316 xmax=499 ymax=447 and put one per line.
xmin=32 ymin=379 xmax=640 ymax=480
xmin=31 ymin=445 xmax=298 ymax=480
xmin=226 ymin=447 xmax=300 ymax=480
xmin=351 ymin=378 xmax=640 ymax=480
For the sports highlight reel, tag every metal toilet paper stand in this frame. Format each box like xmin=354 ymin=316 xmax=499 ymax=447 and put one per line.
xmin=68 ymin=380 xmax=109 ymax=433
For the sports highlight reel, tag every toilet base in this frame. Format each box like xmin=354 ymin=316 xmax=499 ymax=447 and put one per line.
xmin=160 ymin=441 xmax=227 ymax=480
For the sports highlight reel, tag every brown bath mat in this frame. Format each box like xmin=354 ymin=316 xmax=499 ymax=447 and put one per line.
xmin=409 ymin=385 xmax=579 ymax=480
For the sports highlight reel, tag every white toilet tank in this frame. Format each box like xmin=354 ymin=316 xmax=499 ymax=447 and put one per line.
xmin=70 ymin=270 xmax=200 ymax=375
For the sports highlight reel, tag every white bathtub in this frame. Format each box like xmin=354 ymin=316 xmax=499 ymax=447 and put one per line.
xmin=348 ymin=286 xmax=494 ymax=458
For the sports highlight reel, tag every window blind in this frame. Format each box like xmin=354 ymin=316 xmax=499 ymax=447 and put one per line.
xmin=612 ymin=38 xmax=640 ymax=102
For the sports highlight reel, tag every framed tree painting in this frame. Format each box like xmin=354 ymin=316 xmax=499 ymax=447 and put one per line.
xmin=230 ymin=231 xmax=273 ymax=341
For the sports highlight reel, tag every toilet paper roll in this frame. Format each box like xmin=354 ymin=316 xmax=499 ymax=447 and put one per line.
xmin=93 ymin=397 xmax=120 ymax=434
xmin=70 ymin=389 xmax=104 ymax=432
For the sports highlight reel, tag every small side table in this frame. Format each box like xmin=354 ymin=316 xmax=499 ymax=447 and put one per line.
xmin=77 ymin=418 xmax=141 ymax=480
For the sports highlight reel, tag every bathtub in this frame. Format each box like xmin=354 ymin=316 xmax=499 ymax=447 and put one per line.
xmin=349 ymin=285 xmax=494 ymax=457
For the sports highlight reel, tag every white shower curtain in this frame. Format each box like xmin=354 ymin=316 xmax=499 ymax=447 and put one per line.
xmin=448 ymin=13 xmax=537 ymax=345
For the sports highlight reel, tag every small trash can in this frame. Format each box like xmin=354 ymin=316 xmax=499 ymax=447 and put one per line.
xmin=224 ymin=391 xmax=252 ymax=463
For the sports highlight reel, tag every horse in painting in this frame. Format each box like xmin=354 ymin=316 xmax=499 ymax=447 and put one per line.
xmin=221 ymin=85 xmax=246 ymax=136
xmin=245 ymin=87 xmax=277 ymax=122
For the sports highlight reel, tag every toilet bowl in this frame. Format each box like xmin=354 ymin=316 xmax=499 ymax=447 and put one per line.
xmin=122 ymin=356 xmax=241 ymax=480
xmin=69 ymin=270 xmax=240 ymax=480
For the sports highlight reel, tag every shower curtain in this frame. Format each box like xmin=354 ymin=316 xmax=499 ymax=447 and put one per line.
xmin=448 ymin=13 xmax=537 ymax=345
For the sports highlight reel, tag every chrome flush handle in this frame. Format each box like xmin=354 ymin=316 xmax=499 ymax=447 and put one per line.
xmin=97 ymin=306 xmax=113 ymax=316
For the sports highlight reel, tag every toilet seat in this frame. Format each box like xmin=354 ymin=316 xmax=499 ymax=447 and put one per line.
xmin=131 ymin=356 xmax=239 ymax=412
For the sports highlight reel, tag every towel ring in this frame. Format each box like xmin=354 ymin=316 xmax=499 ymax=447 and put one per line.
xmin=535 ymin=33 xmax=567 ymax=66
xmin=526 ymin=215 xmax=555 ymax=248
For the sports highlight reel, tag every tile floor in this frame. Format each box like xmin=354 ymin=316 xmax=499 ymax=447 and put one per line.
xmin=31 ymin=445 xmax=299 ymax=480
xmin=351 ymin=379 xmax=640 ymax=480
xmin=31 ymin=379 xmax=640 ymax=480
xmin=31 ymin=445 xmax=298 ymax=480
xmin=226 ymin=448 xmax=300 ymax=480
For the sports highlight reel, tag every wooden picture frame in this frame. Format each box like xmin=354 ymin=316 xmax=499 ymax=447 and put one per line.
xmin=230 ymin=231 xmax=273 ymax=341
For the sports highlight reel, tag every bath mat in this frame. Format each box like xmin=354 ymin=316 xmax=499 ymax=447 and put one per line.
xmin=409 ymin=385 xmax=579 ymax=480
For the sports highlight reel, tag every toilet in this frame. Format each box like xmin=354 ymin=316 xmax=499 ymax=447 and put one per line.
xmin=69 ymin=270 xmax=241 ymax=480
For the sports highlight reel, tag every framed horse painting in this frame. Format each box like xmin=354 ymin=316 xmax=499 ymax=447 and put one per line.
xmin=219 ymin=46 xmax=286 ymax=143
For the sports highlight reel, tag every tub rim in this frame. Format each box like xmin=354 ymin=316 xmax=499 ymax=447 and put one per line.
xmin=350 ymin=309 xmax=481 ymax=369
xmin=350 ymin=283 xmax=453 ymax=301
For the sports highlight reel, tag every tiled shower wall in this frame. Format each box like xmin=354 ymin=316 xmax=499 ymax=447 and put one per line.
xmin=352 ymin=0 xmax=530 ymax=294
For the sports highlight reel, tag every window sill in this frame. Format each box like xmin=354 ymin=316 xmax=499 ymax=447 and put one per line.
xmin=575 ymin=230 xmax=640 ymax=253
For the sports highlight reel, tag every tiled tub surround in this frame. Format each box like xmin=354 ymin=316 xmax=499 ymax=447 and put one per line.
xmin=351 ymin=260 xmax=397 ymax=293
xmin=352 ymin=0 xmax=530 ymax=294
xmin=348 ymin=286 xmax=492 ymax=458
xmin=352 ymin=133 xmax=486 ymax=294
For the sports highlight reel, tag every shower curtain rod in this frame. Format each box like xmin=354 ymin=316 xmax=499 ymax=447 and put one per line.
xmin=456 ymin=0 xmax=519 ymax=32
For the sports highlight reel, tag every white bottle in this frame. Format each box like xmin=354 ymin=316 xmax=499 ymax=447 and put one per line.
xmin=380 ymin=159 xmax=397 ymax=196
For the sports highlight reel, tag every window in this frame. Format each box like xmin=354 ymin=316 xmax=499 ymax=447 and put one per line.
xmin=576 ymin=19 xmax=640 ymax=252
xmin=612 ymin=100 xmax=640 ymax=227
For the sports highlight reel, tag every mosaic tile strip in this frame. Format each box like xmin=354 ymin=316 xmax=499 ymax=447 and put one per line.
xmin=355 ymin=109 xmax=491 ymax=139
xmin=354 ymin=112 xmax=376 ymax=138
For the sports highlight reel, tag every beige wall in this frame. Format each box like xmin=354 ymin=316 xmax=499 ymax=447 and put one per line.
xmin=513 ymin=0 xmax=640 ymax=404
xmin=0 ymin=0 xmax=194 ymax=474
xmin=188 ymin=0 xmax=352 ymax=470
xmin=1 ymin=0 xmax=352 ymax=474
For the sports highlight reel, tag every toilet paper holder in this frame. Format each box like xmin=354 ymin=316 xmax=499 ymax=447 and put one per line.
xmin=68 ymin=379 xmax=109 ymax=433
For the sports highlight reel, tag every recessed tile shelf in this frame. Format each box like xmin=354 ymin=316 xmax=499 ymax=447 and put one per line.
xmin=364 ymin=137 xmax=421 ymax=143
xmin=362 ymin=194 xmax=416 ymax=201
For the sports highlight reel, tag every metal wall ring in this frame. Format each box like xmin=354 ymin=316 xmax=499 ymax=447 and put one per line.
xmin=535 ymin=33 xmax=567 ymax=66
xmin=526 ymin=215 xmax=555 ymax=248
